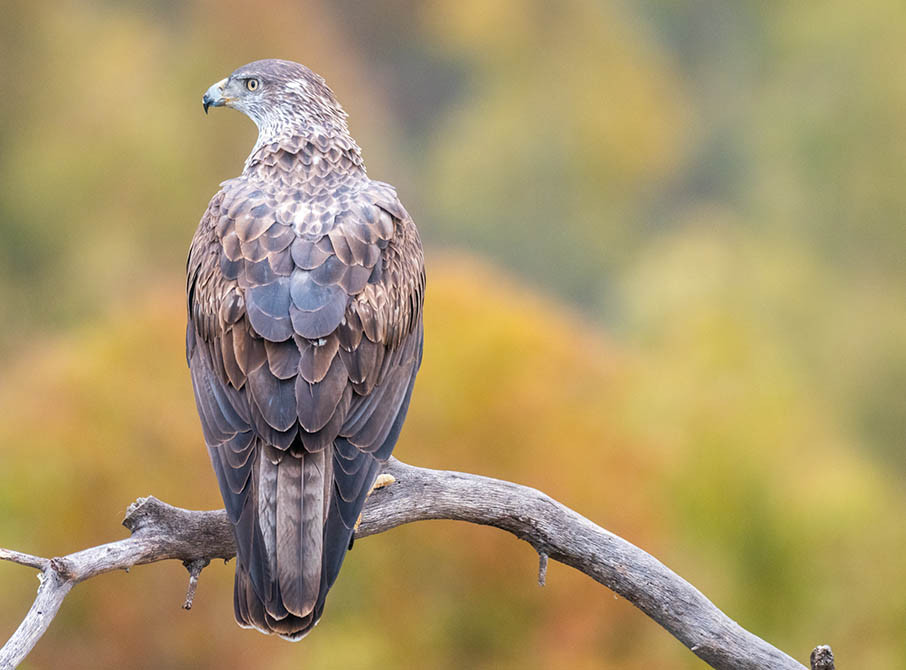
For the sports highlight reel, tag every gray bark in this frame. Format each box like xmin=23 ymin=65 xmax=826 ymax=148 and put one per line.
xmin=0 ymin=458 xmax=829 ymax=670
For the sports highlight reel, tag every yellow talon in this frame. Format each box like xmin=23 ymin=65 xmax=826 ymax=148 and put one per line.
xmin=354 ymin=474 xmax=396 ymax=532
xmin=371 ymin=473 xmax=396 ymax=491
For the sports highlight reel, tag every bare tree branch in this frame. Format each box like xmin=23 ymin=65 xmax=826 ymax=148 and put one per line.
xmin=0 ymin=550 xmax=49 ymax=572
xmin=182 ymin=558 xmax=210 ymax=610
xmin=0 ymin=458 xmax=825 ymax=670
xmin=810 ymin=645 xmax=835 ymax=670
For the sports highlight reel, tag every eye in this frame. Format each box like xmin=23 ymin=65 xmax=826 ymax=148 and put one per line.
xmin=246 ymin=78 xmax=260 ymax=92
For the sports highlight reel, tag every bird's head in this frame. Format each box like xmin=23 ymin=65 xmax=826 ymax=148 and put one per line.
xmin=202 ymin=59 xmax=348 ymax=144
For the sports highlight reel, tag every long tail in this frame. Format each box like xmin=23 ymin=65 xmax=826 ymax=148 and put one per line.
xmin=231 ymin=443 xmax=380 ymax=640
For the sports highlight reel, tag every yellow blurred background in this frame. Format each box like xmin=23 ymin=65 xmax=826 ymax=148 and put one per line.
xmin=1 ymin=1 xmax=905 ymax=668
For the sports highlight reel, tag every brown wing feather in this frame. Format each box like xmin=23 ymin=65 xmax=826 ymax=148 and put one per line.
xmin=188 ymin=170 xmax=423 ymax=640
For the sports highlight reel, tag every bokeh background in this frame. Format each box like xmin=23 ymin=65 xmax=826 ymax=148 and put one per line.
xmin=1 ymin=1 xmax=905 ymax=668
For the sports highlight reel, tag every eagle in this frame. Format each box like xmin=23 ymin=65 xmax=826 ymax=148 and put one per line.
xmin=186 ymin=59 xmax=424 ymax=639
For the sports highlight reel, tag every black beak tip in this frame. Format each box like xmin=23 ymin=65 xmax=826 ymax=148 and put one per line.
xmin=202 ymin=97 xmax=211 ymax=114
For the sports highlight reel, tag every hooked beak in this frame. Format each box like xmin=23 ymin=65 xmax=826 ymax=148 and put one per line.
xmin=202 ymin=78 xmax=228 ymax=114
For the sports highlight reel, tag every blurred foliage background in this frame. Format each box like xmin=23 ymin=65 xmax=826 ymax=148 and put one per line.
xmin=1 ymin=0 xmax=904 ymax=667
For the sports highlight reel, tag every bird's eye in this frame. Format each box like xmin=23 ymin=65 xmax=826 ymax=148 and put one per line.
xmin=246 ymin=78 xmax=260 ymax=92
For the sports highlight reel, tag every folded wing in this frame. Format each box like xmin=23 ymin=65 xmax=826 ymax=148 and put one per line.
xmin=187 ymin=177 xmax=424 ymax=638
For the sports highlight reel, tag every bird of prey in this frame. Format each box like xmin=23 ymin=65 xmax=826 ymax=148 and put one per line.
xmin=186 ymin=59 xmax=424 ymax=639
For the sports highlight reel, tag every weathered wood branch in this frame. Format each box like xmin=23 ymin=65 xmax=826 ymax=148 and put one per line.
xmin=0 ymin=458 xmax=828 ymax=670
